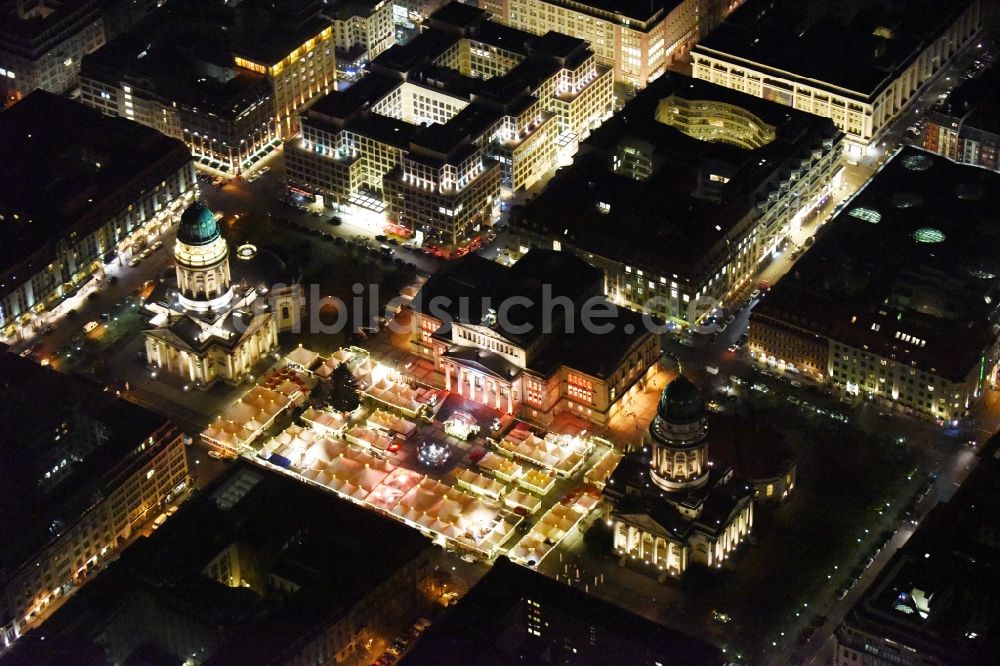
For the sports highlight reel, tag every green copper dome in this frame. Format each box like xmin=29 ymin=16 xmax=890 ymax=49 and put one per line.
xmin=177 ymin=202 xmax=221 ymax=246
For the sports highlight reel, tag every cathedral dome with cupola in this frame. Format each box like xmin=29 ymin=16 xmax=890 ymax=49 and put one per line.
xmin=649 ymin=374 xmax=709 ymax=491
xmin=173 ymin=201 xmax=232 ymax=311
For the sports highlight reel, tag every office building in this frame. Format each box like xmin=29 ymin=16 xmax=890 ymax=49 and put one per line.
xmin=80 ymin=26 xmax=278 ymax=174
xmin=476 ymin=0 xmax=747 ymax=88
xmin=834 ymin=435 xmax=1000 ymax=665
xmin=749 ymin=147 xmax=1000 ymax=423
xmin=402 ymin=556 xmax=727 ymax=665
xmin=0 ymin=352 xmax=188 ymax=647
xmin=692 ymin=0 xmax=982 ymax=155
xmin=508 ymin=73 xmax=842 ymax=326
xmin=411 ymin=249 xmax=659 ymax=426
xmin=923 ymin=63 xmax=1000 ymax=172
xmin=326 ymin=0 xmax=396 ymax=84
xmin=603 ymin=375 xmax=755 ymax=575
xmin=142 ymin=202 xmax=284 ymax=388
xmin=286 ymin=2 xmax=613 ymax=249
xmin=80 ymin=0 xmax=335 ymax=171
xmin=6 ymin=461 xmax=433 ymax=665
xmin=0 ymin=0 xmax=105 ymax=105
xmin=0 ymin=91 xmax=196 ymax=342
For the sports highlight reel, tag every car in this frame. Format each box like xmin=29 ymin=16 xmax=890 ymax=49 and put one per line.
xmin=727 ymin=344 xmax=740 ymax=352
xmin=375 ymin=234 xmax=388 ymax=242
xmin=750 ymin=289 xmax=761 ymax=299
xmin=787 ymin=395 xmax=801 ymax=405
xmin=459 ymin=553 xmax=477 ymax=564
xmin=82 ymin=321 xmax=100 ymax=334
xmin=706 ymin=400 xmax=722 ymax=412
xmin=751 ymin=382 xmax=769 ymax=393
xmin=207 ymin=450 xmax=224 ymax=460
xmin=329 ymin=216 xmax=342 ymax=226
xmin=128 ymin=256 xmax=141 ymax=267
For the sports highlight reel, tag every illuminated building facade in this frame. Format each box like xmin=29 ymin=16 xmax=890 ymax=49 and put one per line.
xmin=79 ymin=0 xmax=334 ymax=171
xmin=81 ymin=42 xmax=278 ymax=174
xmin=0 ymin=352 xmax=188 ymax=647
xmin=0 ymin=0 xmax=105 ymax=105
xmin=604 ymin=375 xmax=755 ymax=576
xmin=834 ymin=434 xmax=1000 ymax=665
xmin=0 ymin=91 xmax=196 ymax=342
xmin=143 ymin=202 xmax=280 ymax=388
xmin=922 ymin=63 xmax=1000 ymax=172
xmin=477 ymin=0 xmax=746 ymax=88
xmin=411 ymin=250 xmax=659 ymax=426
xmin=326 ymin=0 xmax=396 ymax=83
xmin=286 ymin=2 xmax=612 ymax=248
xmin=509 ymin=73 xmax=842 ymax=325
xmin=750 ymin=148 xmax=1000 ymax=424
xmin=5 ymin=462 xmax=434 ymax=664
xmin=692 ymin=0 xmax=982 ymax=156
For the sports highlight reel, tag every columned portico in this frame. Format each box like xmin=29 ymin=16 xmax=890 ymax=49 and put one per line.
xmin=441 ymin=357 xmax=517 ymax=415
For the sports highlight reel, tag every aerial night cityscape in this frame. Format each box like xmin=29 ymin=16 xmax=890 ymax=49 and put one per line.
xmin=2 ymin=0 xmax=1000 ymax=665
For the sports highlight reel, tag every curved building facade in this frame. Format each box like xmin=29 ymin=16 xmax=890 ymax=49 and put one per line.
xmin=174 ymin=203 xmax=233 ymax=311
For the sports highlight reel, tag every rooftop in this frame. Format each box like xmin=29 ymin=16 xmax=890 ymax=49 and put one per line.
xmin=0 ymin=0 xmax=99 ymax=50
xmin=0 ymin=352 xmax=172 ymax=574
xmin=13 ymin=461 xmax=432 ymax=664
xmin=695 ymin=0 xmax=975 ymax=96
xmin=533 ymin=0 xmax=683 ymax=24
xmin=0 ymin=91 xmax=190 ymax=282
xmin=754 ymin=146 xmax=1000 ymax=381
xmin=401 ymin=556 xmax=727 ymax=665
xmin=929 ymin=62 xmax=1000 ymax=136
xmin=81 ymin=26 xmax=273 ymax=119
xmin=516 ymin=73 xmax=840 ymax=285
xmin=841 ymin=435 xmax=1000 ymax=663
xmin=413 ymin=250 xmax=651 ymax=379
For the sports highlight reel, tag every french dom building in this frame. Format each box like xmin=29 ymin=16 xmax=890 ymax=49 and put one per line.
xmin=604 ymin=375 xmax=755 ymax=578
xmin=143 ymin=202 xmax=280 ymax=387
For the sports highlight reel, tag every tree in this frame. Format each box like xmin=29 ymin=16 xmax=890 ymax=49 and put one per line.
xmin=327 ymin=362 xmax=361 ymax=413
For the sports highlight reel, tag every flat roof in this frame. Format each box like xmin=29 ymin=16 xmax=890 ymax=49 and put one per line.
xmin=401 ymin=557 xmax=727 ymax=665
xmin=535 ymin=0 xmax=682 ymax=24
xmin=517 ymin=73 xmax=840 ymax=285
xmin=929 ymin=63 xmax=1000 ymax=136
xmin=841 ymin=434 xmax=1000 ymax=663
xmin=695 ymin=0 xmax=975 ymax=97
xmin=17 ymin=461 xmax=432 ymax=663
xmin=755 ymin=146 xmax=1000 ymax=381
xmin=0 ymin=91 xmax=190 ymax=281
xmin=82 ymin=29 xmax=272 ymax=118
xmin=0 ymin=0 xmax=99 ymax=47
xmin=0 ymin=352 xmax=171 ymax=573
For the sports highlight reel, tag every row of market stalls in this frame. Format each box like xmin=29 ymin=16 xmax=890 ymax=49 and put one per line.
xmin=201 ymin=364 xmax=315 ymax=454
xmin=496 ymin=427 xmax=592 ymax=478
xmin=507 ymin=494 xmax=601 ymax=567
xmin=257 ymin=424 xmax=520 ymax=557
xmin=224 ymin=345 xmax=612 ymax=565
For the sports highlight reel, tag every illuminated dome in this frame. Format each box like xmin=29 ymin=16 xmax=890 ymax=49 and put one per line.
xmin=657 ymin=375 xmax=704 ymax=424
xmin=177 ymin=202 xmax=221 ymax=246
